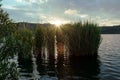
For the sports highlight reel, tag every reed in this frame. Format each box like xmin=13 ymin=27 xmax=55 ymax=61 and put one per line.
xmin=35 ymin=26 xmax=45 ymax=59
xmin=45 ymin=26 xmax=56 ymax=60
xmin=61 ymin=22 xmax=101 ymax=57
xmin=79 ymin=22 xmax=101 ymax=56
xmin=16 ymin=27 xmax=33 ymax=59
xmin=55 ymin=26 xmax=65 ymax=63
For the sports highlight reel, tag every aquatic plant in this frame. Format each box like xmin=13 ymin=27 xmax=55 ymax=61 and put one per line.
xmin=55 ymin=25 xmax=65 ymax=63
xmin=35 ymin=26 xmax=45 ymax=59
xmin=61 ymin=22 xmax=101 ymax=57
xmin=15 ymin=27 xmax=33 ymax=59
xmin=46 ymin=26 xmax=56 ymax=60
xmin=79 ymin=22 xmax=101 ymax=56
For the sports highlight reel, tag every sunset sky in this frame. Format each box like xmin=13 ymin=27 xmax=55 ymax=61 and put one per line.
xmin=1 ymin=0 xmax=120 ymax=26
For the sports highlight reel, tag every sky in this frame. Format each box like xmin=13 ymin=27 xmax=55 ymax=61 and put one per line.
xmin=1 ymin=0 xmax=120 ymax=26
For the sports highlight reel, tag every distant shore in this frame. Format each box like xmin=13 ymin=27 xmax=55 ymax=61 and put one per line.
xmin=17 ymin=22 xmax=120 ymax=34
xmin=101 ymin=26 xmax=120 ymax=34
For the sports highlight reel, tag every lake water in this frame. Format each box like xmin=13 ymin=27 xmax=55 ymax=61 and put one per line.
xmin=17 ymin=35 xmax=120 ymax=80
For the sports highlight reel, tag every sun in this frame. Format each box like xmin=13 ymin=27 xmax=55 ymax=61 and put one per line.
xmin=50 ymin=20 xmax=63 ymax=27
xmin=54 ymin=20 xmax=62 ymax=26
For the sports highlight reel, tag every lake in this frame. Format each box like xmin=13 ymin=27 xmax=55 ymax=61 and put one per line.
xmin=17 ymin=35 xmax=120 ymax=80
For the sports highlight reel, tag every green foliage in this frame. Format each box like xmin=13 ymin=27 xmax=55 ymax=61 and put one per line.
xmin=56 ymin=26 xmax=64 ymax=43
xmin=34 ymin=25 xmax=56 ymax=59
xmin=7 ymin=62 xmax=18 ymax=80
xmin=46 ymin=26 xmax=56 ymax=58
xmin=15 ymin=27 xmax=33 ymax=59
xmin=35 ymin=26 xmax=45 ymax=50
xmin=61 ymin=22 xmax=101 ymax=56
xmin=0 ymin=62 xmax=9 ymax=79
xmin=0 ymin=1 xmax=18 ymax=79
xmin=0 ymin=9 xmax=16 ymax=38
xmin=0 ymin=35 xmax=19 ymax=80
xmin=80 ymin=22 xmax=101 ymax=55
xmin=0 ymin=35 xmax=18 ymax=60
xmin=0 ymin=61 xmax=18 ymax=80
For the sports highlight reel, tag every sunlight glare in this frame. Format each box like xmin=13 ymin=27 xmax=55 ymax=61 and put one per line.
xmin=50 ymin=20 xmax=63 ymax=27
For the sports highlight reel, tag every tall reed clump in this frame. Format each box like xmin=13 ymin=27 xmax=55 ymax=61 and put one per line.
xmin=15 ymin=27 xmax=33 ymax=59
xmin=62 ymin=22 xmax=101 ymax=58
xmin=56 ymin=26 xmax=64 ymax=44
xmin=35 ymin=26 xmax=45 ymax=59
xmin=55 ymin=26 xmax=65 ymax=63
xmin=79 ymin=22 xmax=101 ymax=56
xmin=61 ymin=23 xmax=79 ymax=55
xmin=46 ymin=26 xmax=56 ymax=60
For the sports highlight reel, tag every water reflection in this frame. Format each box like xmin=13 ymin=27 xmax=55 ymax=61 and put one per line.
xmin=35 ymin=53 xmax=100 ymax=80
xmin=70 ymin=58 xmax=100 ymax=80
xmin=56 ymin=56 xmax=100 ymax=80
xmin=18 ymin=57 xmax=33 ymax=79
xmin=13 ymin=35 xmax=120 ymax=80
xmin=17 ymin=34 xmax=100 ymax=80
xmin=18 ymin=45 xmax=100 ymax=80
xmin=40 ymin=42 xmax=100 ymax=80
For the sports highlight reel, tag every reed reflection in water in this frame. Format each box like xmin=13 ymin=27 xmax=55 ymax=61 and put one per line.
xmin=18 ymin=39 xmax=100 ymax=80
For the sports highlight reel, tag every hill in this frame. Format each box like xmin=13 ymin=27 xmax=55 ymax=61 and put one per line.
xmin=17 ymin=22 xmax=120 ymax=34
xmin=101 ymin=25 xmax=120 ymax=34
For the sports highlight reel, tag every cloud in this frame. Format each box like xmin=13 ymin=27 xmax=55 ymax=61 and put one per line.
xmin=101 ymin=20 xmax=120 ymax=26
xmin=2 ymin=5 xmax=18 ymax=10
xmin=15 ymin=0 xmax=23 ymax=2
xmin=79 ymin=14 xmax=88 ymax=18
xmin=2 ymin=0 xmax=120 ymax=26
xmin=64 ymin=9 xmax=88 ymax=19
xmin=40 ymin=15 xmax=47 ymax=19
xmin=64 ymin=9 xmax=78 ymax=15
xmin=15 ymin=0 xmax=48 ymax=4
xmin=95 ymin=18 xmax=120 ymax=26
